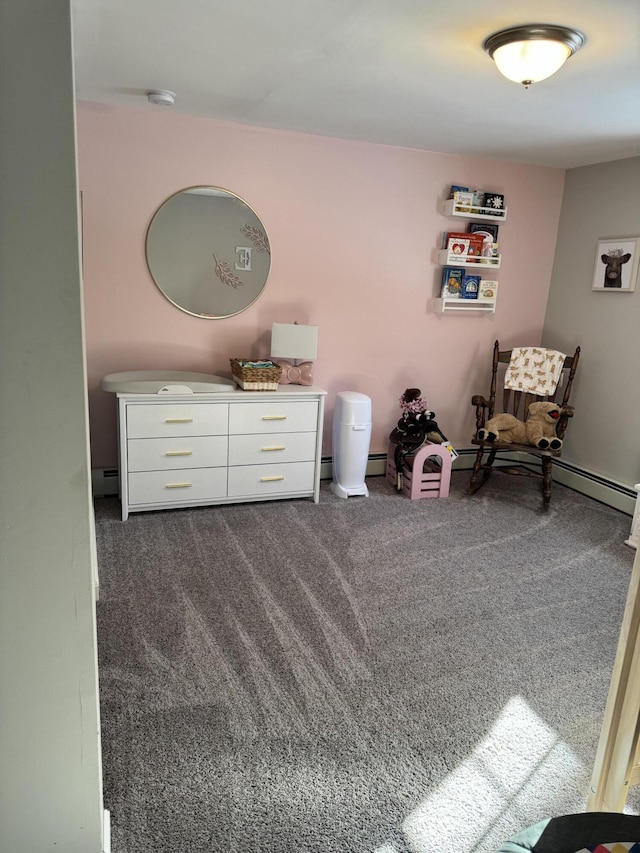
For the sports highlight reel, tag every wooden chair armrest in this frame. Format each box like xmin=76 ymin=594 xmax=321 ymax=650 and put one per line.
xmin=471 ymin=394 xmax=489 ymax=407
xmin=556 ymin=405 xmax=575 ymax=440
xmin=471 ymin=395 xmax=491 ymax=433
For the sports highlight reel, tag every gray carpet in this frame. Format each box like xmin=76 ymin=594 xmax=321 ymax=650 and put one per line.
xmin=94 ymin=472 xmax=636 ymax=853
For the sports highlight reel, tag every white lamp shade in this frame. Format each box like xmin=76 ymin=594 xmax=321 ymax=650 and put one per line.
xmin=270 ymin=323 xmax=318 ymax=361
xmin=492 ymin=38 xmax=572 ymax=83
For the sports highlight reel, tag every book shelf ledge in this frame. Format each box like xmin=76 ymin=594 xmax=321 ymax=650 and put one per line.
xmin=437 ymin=250 xmax=501 ymax=269
xmin=433 ymin=298 xmax=496 ymax=314
xmin=442 ymin=199 xmax=508 ymax=221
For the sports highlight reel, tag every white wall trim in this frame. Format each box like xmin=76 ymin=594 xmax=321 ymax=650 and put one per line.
xmin=624 ymin=484 xmax=640 ymax=549
xmin=103 ymin=809 xmax=111 ymax=853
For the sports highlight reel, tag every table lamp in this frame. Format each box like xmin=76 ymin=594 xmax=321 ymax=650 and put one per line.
xmin=270 ymin=322 xmax=318 ymax=385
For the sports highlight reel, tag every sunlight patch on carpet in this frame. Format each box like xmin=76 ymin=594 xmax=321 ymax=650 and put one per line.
xmin=402 ymin=695 xmax=584 ymax=852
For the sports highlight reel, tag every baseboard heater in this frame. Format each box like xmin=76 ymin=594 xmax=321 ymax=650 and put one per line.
xmin=446 ymin=449 xmax=635 ymax=515
xmin=93 ymin=450 xmax=634 ymax=516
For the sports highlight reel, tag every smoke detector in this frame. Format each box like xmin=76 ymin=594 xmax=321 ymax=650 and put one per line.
xmin=146 ymin=89 xmax=176 ymax=107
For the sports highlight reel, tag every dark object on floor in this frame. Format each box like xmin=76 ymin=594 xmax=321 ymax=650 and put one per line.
xmin=469 ymin=340 xmax=580 ymax=508
xmin=389 ymin=388 xmax=448 ymax=490
xmin=498 ymin=811 xmax=640 ymax=852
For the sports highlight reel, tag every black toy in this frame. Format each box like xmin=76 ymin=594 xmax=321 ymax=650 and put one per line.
xmin=389 ymin=388 xmax=449 ymax=490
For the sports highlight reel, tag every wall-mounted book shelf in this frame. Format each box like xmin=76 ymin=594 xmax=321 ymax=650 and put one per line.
xmin=435 ymin=187 xmax=505 ymax=314
xmin=442 ymin=199 xmax=508 ymax=221
xmin=433 ymin=298 xmax=496 ymax=314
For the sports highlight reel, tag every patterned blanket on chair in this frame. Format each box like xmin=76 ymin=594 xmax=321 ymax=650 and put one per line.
xmin=505 ymin=347 xmax=566 ymax=395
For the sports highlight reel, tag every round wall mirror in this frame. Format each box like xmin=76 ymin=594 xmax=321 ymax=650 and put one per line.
xmin=145 ymin=186 xmax=271 ymax=319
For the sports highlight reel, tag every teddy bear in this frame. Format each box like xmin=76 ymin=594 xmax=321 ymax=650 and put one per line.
xmin=477 ymin=401 xmax=564 ymax=450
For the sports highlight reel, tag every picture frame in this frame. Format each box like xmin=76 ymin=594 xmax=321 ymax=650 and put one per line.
xmin=592 ymin=236 xmax=640 ymax=292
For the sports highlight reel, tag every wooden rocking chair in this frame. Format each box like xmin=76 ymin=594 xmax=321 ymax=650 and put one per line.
xmin=468 ymin=340 xmax=580 ymax=508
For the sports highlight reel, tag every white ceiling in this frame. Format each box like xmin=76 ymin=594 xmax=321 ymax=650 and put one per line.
xmin=71 ymin=0 xmax=640 ymax=169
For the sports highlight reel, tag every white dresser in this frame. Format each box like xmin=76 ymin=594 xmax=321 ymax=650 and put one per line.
xmin=115 ymin=386 xmax=326 ymax=520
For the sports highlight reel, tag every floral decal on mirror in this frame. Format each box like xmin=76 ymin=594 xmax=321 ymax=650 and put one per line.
xmin=213 ymin=254 xmax=244 ymax=289
xmin=241 ymin=224 xmax=270 ymax=254
xmin=213 ymin=225 xmax=270 ymax=289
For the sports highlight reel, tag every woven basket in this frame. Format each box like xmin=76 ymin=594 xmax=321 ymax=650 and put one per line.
xmin=230 ymin=358 xmax=282 ymax=391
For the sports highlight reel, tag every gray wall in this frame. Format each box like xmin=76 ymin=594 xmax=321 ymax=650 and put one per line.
xmin=542 ymin=157 xmax=640 ymax=488
xmin=0 ymin=2 xmax=104 ymax=851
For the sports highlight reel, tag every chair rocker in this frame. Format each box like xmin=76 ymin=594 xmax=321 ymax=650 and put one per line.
xmin=468 ymin=340 xmax=580 ymax=508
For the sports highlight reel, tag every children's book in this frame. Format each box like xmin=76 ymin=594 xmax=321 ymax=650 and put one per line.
xmin=441 ymin=267 xmax=464 ymax=298
xmin=478 ymin=280 xmax=498 ymax=302
xmin=443 ymin=232 xmax=485 ymax=257
xmin=461 ymin=274 xmax=480 ymax=299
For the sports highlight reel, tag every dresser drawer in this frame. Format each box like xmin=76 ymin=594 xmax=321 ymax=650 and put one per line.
xmin=128 ymin=468 xmax=227 ymax=506
xmin=126 ymin=402 xmax=228 ymax=438
xmin=128 ymin=435 xmax=228 ymax=473
xmin=228 ymin=461 xmax=315 ymax=497
xmin=228 ymin=432 xmax=316 ymax=466
xmin=228 ymin=401 xmax=318 ymax=434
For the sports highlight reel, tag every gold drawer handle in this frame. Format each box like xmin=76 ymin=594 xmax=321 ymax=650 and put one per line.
xmin=165 ymin=482 xmax=193 ymax=489
xmin=165 ymin=450 xmax=193 ymax=456
xmin=261 ymin=446 xmax=286 ymax=452
xmin=260 ymin=475 xmax=285 ymax=482
xmin=165 ymin=417 xmax=193 ymax=424
xmin=262 ymin=415 xmax=287 ymax=421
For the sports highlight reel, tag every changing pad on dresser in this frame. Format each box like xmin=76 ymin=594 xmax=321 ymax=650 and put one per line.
xmin=101 ymin=370 xmax=235 ymax=394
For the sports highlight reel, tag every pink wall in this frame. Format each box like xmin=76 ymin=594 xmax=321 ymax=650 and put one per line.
xmin=77 ymin=102 xmax=565 ymax=469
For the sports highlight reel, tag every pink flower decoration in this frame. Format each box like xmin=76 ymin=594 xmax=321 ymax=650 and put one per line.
xmin=399 ymin=395 xmax=429 ymax=414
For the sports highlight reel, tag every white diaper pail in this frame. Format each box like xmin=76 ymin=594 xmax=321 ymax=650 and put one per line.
xmin=330 ymin=391 xmax=372 ymax=499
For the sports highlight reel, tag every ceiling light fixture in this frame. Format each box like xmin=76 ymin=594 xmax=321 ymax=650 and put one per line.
xmin=483 ymin=24 xmax=585 ymax=88
xmin=146 ymin=89 xmax=176 ymax=107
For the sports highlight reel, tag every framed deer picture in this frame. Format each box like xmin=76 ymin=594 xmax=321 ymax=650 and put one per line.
xmin=592 ymin=236 xmax=640 ymax=292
